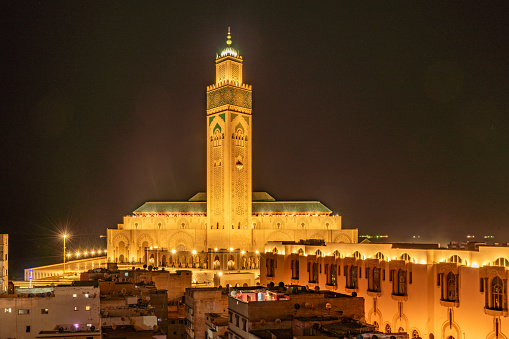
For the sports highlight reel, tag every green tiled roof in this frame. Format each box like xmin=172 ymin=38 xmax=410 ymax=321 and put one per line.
xmin=252 ymin=192 xmax=276 ymax=201
xmin=252 ymin=201 xmax=331 ymax=214
xmin=188 ymin=192 xmax=276 ymax=202
xmin=189 ymin=192 xmax=207 ymax=202
xmin=134 ymin=202 xmax=206 ymax=214
xmin=134 ymin=197 xmax=331 ymax=215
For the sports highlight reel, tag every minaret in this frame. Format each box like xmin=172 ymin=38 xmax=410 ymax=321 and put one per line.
xmin=206 ymin=28 xmax=253 ymax=250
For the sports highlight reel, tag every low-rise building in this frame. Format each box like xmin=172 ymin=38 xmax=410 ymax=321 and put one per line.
xmin=227 ymin=285 xmax=365 ymax=339
xmin=184 ymin=287 xmax=229 ymax=339
xmin=205 ymin=312 xmax=228 ymax=339
xmin=0 ymin=284 xmax=100 ymax=338
xmin=261 ymin=240 xmax=509 ymax=338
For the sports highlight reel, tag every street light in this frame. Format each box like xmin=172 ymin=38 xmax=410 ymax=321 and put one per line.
xmin=63 ymin=234 xmax=68 ymax=277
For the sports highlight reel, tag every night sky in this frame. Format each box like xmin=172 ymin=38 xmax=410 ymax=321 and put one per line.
xmin=2 ymin=2 xmax=508 ymax=279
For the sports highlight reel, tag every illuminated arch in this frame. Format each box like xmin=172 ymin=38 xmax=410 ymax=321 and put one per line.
xmin=492 ymin=257 xmax=509 ymax=267
xmin=441 ymin=318 xmax=461 ymax=339
xmin=400 ymin=253 xmax=412 ymax=262
xmin=334 ymin=234 xmax=352 ymax=243
xmin=448 ymin=254 xmax=462 ymax=264
xmin=136 ymin=234 xmax=153 ymax=248
xmin=168 ymin=231 xmax=194 ymax=252
xmin=113 ymin=234 xmax=130 ymax=248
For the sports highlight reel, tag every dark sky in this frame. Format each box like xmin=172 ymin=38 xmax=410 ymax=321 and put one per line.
xmin=2 ymin=2 xmax=508 ymax=278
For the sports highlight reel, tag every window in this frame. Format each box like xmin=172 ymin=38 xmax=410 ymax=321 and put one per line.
xmin=85 ymin=306 xmax=91 ymax=311
xmin=394 ymin=269 xmax=407 ymax=296
xmin=242 ymin=318 xmax=247 ymax=331
xmin=41 ymin=308 xmax=49 ymax=314
xmin=18 ymin=309 xmax=29 ymax=315
xmin=266 ymin=258 xmax=275 ymax=277
xmin=292 ymin=260 xmax=299 ymax=279
xmin=412 ymin=329 xmax=420 ymax=338
xmin=74 ymin=306 xmax=79 ymax=311
xmin=85 ymin=293 xmax=90 ymax=298
xmin=235 ymin=315 xmax=239 ymax=327
xmin=26 ymin=326 xmax=30 ymax=333
xmin=372 ymin=267 xmax=381 ymax=292
xmin=229 ymin=312 xmax=233 ymax=322
xmin=309 ymin=262 xmax=319 ymax=283
xmin=445 ymin=272 xmax=457 ymax=301
xmin=73 ymin=294 xmax=77 ymax=298
xmin=400 ymin=253 xmax=411 ymax=262
xmin=4 ymin=308 xmax=11 ymax=313
xmin=385 ymin=323 xmax=391 ymax=333
xmin=375 ymin=252 xmax=385 ymax=260
xmin=347 ymin=266 xmax=358 ymax=289
xmin=491 ymin=276 xmax=504 ymax=310
xmin=331 ymin=264 xmax=337 ymax=286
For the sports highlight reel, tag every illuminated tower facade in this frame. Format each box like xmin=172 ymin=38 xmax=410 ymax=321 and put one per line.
xmin=206 ymin=28 xmax=253 ymax=249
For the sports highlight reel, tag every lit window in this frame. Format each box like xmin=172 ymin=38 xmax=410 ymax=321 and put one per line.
xmin=85 ymin=306 xmax=91 ymax=311
xmin=4 ymin=308 xmax=11 ymax=313
xmin=74 ymin=306 xmax=79 ymax=311
xmin=73 ymin=294 xmax=77 ymax=298
xmin=41 ymin=309 xmax=49 ymax=314
xmin=85 ymin=294 xmax=89 ymax=298
xmin=18 ymin=309 xmax=29 ymax=315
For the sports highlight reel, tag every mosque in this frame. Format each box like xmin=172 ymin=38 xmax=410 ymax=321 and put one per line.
xmin=106 ymin=29 xmax=358 ymax=270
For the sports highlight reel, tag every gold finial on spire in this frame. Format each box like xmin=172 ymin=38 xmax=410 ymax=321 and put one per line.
xmin=227 ymin=26 xmax=232 ymax=46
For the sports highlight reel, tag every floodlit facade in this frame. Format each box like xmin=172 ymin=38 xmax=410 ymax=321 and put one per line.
xmin=260 ymin=241 xmax=509 ymax=338
xmin=106 ymin=28 xmax=357 ymax=268
xmin=0 ymin=234 xmax=7 ymax=293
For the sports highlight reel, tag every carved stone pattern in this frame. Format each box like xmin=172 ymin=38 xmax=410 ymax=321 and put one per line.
xmin=207 ymin=87 xmax=252 ymax=110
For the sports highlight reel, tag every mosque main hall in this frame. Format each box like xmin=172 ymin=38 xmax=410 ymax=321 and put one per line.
xmin=106 ymin=29 xmax=358 ymax=269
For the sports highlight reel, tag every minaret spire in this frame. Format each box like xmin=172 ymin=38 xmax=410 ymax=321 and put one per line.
xmin=227 ymin=26 xmax=232 ymax=46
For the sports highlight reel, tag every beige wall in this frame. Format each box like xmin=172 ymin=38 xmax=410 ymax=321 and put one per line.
xmin=0 ymin=286 xmax=100 ymax=339
xmin=260 ymin=241 xmax=509 ymax=338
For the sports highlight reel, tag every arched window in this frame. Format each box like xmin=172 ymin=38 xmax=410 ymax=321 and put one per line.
xmin=449 ymin=255 xmax=462 ymax=264
xmin=373 ymin=321 xmax=379 ymax=331
xmin=272 ymin=247 xmax=278 ymax=254
xmin=213 ymin=129 xmax=222 ymax=147
xmin=315 ymin=249 xmax=322 ymax=257
xmin=385 ymin=323 xmax=391 ymax=333
xmin=493 ymin=257 xmax=509 ymax=267
xmin=491 ymin=276 xmax=504 ymax=310
xmin=352 ymin=251 xmax=362 ymax=259
xmin=446 ymin=272 xmax=457 ymax=301
xmin=400 ymin=253 xmax=411 ymax=262
xmin=332 ymin=250 xmax=340 ymax=258
xmin=298 ymin=248 xmax=305 ymax=255
xmin=412 ymin=329 xmax=419 ymax=338
xmin=398 ymin=327 xmax=405 ymax=332
xmin=375 ymin=252 xmax=385 ymax=260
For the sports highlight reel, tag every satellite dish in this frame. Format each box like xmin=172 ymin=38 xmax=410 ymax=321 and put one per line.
xmin=231 ymin=291 xmax=237 ymax=297
xmin=325 ymin=303 xmax=332 ymax=309
xmin=305 ymin=302 xmax=312 ymax=309
xmin=275 ymin=319 xmax=281 ymax=324
xmin=294 ymin=303 xmax=300 ymax=310
xmin=260 ymin=319 xmax=266 ymax=325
